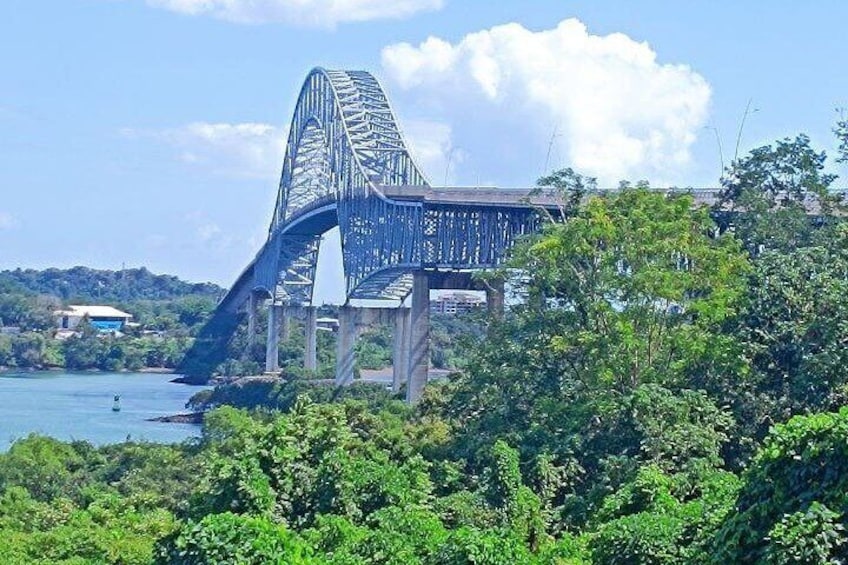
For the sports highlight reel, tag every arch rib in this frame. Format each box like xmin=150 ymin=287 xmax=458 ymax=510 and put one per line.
xmin=267 ymin=68 xmax=431 ymax=301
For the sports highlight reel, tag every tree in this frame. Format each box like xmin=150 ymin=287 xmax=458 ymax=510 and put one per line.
xmin=447 ymin=187 xmax=748 ymax=453
xmin=734 ymin=238 xmax=848 ymax=422
xmin=717 ymin=134 xmax=839 ymax=254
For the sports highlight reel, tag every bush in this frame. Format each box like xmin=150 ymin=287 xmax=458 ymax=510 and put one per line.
xmin=162 ymin=512 xmax=317 ymax=565
xmin=711 ymin=408 xmax=848 ymax=562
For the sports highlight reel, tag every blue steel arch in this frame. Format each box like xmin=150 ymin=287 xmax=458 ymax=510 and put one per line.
xmin=252 ymin=68 xmax=430 ymax=302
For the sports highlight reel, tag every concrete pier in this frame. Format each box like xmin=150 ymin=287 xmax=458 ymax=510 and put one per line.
xmin=265 ymin=304 xmax=284 ymax=373
xmin=392 ymin=307 xmax=411 ymax=393
xmin=280 ymin=309 xmax=291 ymax=343
xmin=406 ymin=271 xmax=430 ymax=403
xmin=335 ymin=306 xmax=357 ymax=386
xmin=305 ymin=306 xmax=318 ymax=372
xmin=247 ymin=293 xmax=259 ymax=348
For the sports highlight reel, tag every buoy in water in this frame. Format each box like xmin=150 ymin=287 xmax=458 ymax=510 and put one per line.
xmin=112 ymin=395 xmax=121 ymax=412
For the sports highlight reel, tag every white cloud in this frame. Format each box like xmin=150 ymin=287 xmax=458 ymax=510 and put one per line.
xmin=145 ymin=0 xmax=443 ymax=27
xmin=0 ymin=212 xmax=18 ymax=230
xmin=123 ymin=122 xmax=285 ymax=179
xmin=382 ymin=19 xmax=711 ymax=185
xmin=402 ymin=119 xmax=466 ymax=185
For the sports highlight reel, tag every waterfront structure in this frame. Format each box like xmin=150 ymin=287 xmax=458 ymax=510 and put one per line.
xmin=55 ymin=305 xmax=133 ymax=332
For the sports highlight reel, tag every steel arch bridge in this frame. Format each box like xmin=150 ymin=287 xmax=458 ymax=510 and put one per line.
xmin=222 ymin=68 xmax=542 ymax=310
xmin=177 ymin=67 xmax=721 ymax=398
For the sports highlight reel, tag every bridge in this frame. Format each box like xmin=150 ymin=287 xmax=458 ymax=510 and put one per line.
xmin=178 ymin=67 xmax=722 ymax=401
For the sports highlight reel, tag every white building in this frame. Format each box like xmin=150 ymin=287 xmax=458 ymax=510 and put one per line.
xmin=55 ymin=305 xmax=133 ymax=332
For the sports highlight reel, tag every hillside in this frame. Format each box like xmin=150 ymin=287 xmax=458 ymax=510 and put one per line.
xmin=0 ymin=266 xmax=224 ymax=302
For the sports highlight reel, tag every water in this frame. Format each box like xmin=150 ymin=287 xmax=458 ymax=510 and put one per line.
xmin=0 ymin=371 xmax=207 ymax=451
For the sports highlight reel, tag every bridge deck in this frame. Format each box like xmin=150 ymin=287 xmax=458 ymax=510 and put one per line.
xmin=380 ymin=185 xmax=723 ymax=208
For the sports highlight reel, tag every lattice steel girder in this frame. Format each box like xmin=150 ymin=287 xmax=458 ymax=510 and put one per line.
xmin=272 ymin=68 xmax=429 ymax=232
xmin=347 ymin=202 xmax=542 ymax=298
xmin=276 ymin=234 xmax=321 ymax=304
xmin=421 ymin=204 xmax=542 ymax=268
xmin=252 ymin=231 xmax=321 ymax=305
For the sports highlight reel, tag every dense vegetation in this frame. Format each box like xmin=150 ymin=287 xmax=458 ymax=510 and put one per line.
xmin=3 ymin=125 xmax=848 ymax=563
xmin=0 ymin=267 xmax=223 ymax=303
xmin=0 ymin=267 xmax=223 ymax=372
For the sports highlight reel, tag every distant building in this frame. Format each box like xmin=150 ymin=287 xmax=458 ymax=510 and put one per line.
xmin=316 ymin=317 xmax=340 ymax=331
xmin=55 ymin=305 xmax=133 ymax=332
xmin=430 ymin=291 xmax=485 ymax=315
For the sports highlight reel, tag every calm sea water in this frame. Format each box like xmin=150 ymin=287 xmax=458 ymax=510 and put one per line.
xmin=0 ymin=371 xmax=207 ymax=451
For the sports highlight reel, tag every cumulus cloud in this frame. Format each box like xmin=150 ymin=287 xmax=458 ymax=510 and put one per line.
xmin=145 ymin=0 xmax=443 ymax=27
xmin=381 ymin=19 xmax=711 ymax=185
xmin=123 ymin=122 xmax=285 ymax=179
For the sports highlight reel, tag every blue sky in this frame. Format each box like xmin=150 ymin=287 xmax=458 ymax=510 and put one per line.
xmin=2 ymin=1 xmax=848 ymax=302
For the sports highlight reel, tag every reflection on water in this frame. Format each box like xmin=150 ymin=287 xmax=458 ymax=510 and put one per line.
xmin=0 ymin=371 xmax=207 ymax=451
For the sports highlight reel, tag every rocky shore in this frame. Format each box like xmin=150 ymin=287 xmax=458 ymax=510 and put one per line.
xmin=147 ymin=412 xmax=204 ymax=424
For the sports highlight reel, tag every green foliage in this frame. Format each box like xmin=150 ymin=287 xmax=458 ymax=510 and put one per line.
xmin=765 ymin=502 xmax=845 ymax=565
xmin=193 ymin=402 xmax=433 ymax=528
xmin=443 ymin=188 xmax=747 ymax=530
xmin=0 ymin=266 xmax=222 ymax=303
xmin=433 ymin=527 xmax=536 ymax=565
xmin=188 ymin=378 xmax=400 ymax=413
xmin=163 ymin=512 xmax=316 ymax=564
xmin=735 ymin=241 xmax=848 ymax=420
xmin=718 ymin=134 xmax=839 ymax=254
xmin=625 ymin=385 xmax=733 ymax=472
xmin=836 ymin=110 xmax=848 ymax=164
xmin=592 ymin=510 xmax=687 ymax=565
xmin=0 ymin=435 xmax=87 ymax=502
xmin=712 ymin=408 xmax=848 ymax=562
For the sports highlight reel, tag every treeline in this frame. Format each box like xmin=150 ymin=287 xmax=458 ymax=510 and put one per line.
xmin=0 ymin=266 xmax=223 ymax=303
xmin=0 ymin=267 xmax=222 ymax=372
xmin=3 ymin=125 xmax=848 ymax=563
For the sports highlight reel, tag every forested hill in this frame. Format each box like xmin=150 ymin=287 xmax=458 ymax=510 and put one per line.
xmin=0 ymin=266 xmax=224 ymax=302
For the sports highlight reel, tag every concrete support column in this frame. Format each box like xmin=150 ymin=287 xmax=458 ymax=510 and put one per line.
xmin=335 ymin=306 xmax=357 ymax=386
xmin=392 ymin=307 xmax=411 ymax=393
xmin=265 ymin=304 xmax=283 ymax=373
xmin=280 ymin=308 xmax=291 ymax=343
xmin=406 ymin=271 xmax=430 ymax=403
xmin=305 ymin=306 xmax=318 ymax=372
xmin=246 ymin=293 xmax=259 ymax=348
xmin=486 ymin=278 xmax=505 ymax=318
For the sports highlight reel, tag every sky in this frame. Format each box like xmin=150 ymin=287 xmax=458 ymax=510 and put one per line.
xmin=2 ymin=1 xmax=848 ymax=303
